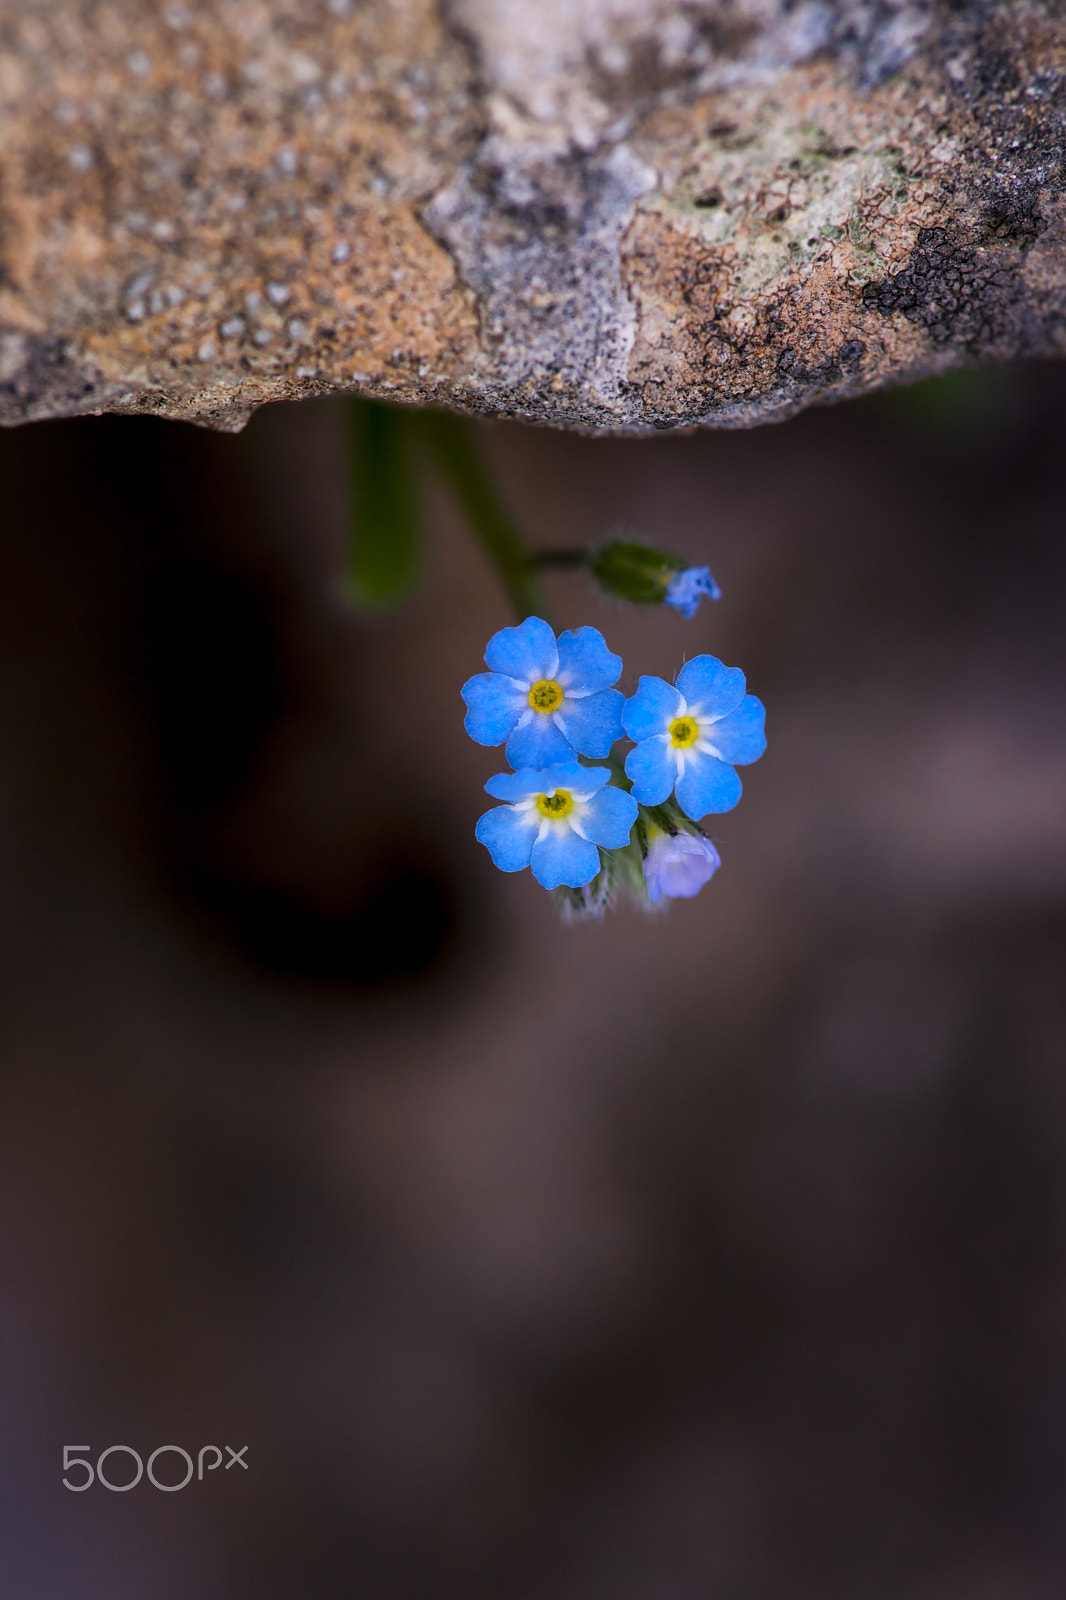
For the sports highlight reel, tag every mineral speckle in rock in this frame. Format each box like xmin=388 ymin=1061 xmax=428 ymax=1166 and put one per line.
xmin=1 ymin=1 xmax=1066 ymax=432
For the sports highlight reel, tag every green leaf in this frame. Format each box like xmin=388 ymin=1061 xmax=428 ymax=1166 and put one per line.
xmin=346 ymin=399 xmax=422 ymax=606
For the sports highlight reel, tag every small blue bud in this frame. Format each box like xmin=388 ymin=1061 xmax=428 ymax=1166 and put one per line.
xmin=663 ymin=566 xmax=722 ymax=619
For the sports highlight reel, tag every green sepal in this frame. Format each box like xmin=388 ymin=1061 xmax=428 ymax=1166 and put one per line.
xmin=634 ymin=797 xmax=707 ymax=851
xmin=610 ymin=837 xmax=651 ymax=901
xmin=588 ymin=539 xmax=686 ymax=606
xmin=552 ymin=851 xmax=616 ymax=921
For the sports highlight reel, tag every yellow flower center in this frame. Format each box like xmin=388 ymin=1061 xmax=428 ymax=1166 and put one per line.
xmin=528 ymin=679 xmax=564 ymax=713
xmin=536 ymin=789 xmax=574 ymax=819
xmin=669 ymin=715 xmax=699 ymax=748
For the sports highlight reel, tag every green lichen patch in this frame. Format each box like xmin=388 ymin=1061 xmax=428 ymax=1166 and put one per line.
xmin=652 ymin=118 xmax=914 ymax=303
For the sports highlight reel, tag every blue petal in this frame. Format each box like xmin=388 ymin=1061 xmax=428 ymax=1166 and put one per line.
xmin=664 ymin=567 xmax=721 ymax=619
xmin=484 ymin=616 xmax=558 ymax=684
xmin=483 ymin=769 xmax=540 ymax=803
xmin=573 ymin=784 xmax=638 ymax=848
xmin=554 ymin=688 xmax=624 ymax=757
xmin=484 ymin=763 xmax=608 ymax=802
xmin=704 ymin=694 xmax=767 ymax=765
xmin=462 ymin=672 xmax=527 ymax=746
xmin=563 ymin=764 xmax=612 ymax=800
xmin=624 ymin=736 xmax=676 ymax=806
xmin=505 ymin=711 xmax=576 ymax=768
xmin=675 ymin=750 xmax=742 ymax=818
xmin=555 ymin=626 xmax=623 ymax=694
xmin=675 ymin=655 xmax=747 ymax=719
xmin=530 ymin=825 xmax=601 ymax=889
xmin=622 ymin=675 xmax=683 ymax=741
xmin=475 ymin=805 xmax=538 ymax=872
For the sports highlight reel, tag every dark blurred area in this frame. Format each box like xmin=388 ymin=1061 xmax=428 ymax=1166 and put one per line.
xmin=1 ymin=368 xmax=1065 ymax=1599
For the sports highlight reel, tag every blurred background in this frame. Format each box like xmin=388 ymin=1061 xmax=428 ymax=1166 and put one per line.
xmin=1 ymin=365 xmax=1065 ymax=1599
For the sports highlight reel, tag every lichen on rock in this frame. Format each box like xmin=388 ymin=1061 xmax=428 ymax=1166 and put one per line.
xmin=1 ymin=1 xmax=1065 ymax=432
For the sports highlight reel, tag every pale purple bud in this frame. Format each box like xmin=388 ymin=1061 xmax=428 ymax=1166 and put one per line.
xmin=643 ymin=831 xmax=721 ymax=902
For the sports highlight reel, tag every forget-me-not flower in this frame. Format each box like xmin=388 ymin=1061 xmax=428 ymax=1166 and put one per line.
xmin=643 ymin=830 xmax=721 ymax=902
xmin=475 ymin=763 xmax=638 ymax=890
xmin=623 ymin=654 xmax=766 ymax=820
xmin=462 ymin=616 xmax=625 ymax=769
xmin=664 ymin=566 xmax=722 ymax=619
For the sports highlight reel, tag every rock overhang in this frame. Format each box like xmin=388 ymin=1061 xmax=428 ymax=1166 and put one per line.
xmin=1 ymin=0 xmax=1064 ymax=433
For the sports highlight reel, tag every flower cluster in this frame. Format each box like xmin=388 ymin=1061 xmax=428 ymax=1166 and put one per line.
xmin=462 ymin=617 xmax=766 ymax=914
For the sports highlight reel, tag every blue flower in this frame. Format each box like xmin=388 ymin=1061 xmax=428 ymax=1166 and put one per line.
xmin=622 ymin=654 xmax=766 ymax=820
xmin=643 ymin=830 xmax=721 ymax=902
xmin=462 ymin=616 xmax=625 ymax=768
xmin=664 ymin=567 xmax=722 ymax=619
xmin=475 ymin=763 xmax=638 ymax=890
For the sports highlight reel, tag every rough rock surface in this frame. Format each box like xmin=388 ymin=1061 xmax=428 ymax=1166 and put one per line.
xmin=2 ymin=0 xmax=1066 ymax=432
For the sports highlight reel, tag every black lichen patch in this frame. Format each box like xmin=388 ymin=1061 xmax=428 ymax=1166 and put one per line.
xmin=860 ymin=225 xmax=1023 ymax=349
xmin=979 ymin=194 xmax=1047 ymax=248
xmin=863 ymin=11 xmax=1066 ymax=365
xmin=776 ymin=337 xmax=866 ymax=386
xmin=0 ymin=333 xmax=113 ymax=423
xmin=970 ymin=40 xmax=1024 ymax=102
xmin=691 ymin=11 xmax=763 ymax=61
xmin=937 ymin=14 xmax=1066 ymax=247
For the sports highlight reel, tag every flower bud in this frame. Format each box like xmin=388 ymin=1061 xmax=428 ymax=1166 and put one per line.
xmin=642 ymin=829 xmax=721 ymax=902
xmin=589 ymin=539 xmax=720 ymax=616
xmin=663 ymin=566 xmax=721 ymax=618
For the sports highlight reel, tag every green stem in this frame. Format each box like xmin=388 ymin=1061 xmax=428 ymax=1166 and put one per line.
xmin=415 ymin=411 xmax=547 ymax=624
xmin=346 ymin=400 xmax=420 ymax=605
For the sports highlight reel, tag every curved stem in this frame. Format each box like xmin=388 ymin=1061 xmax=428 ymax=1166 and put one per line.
xmin=416 ymin=411 xmax=548 ymax=624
